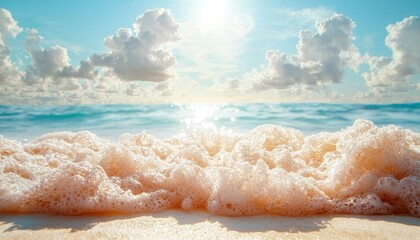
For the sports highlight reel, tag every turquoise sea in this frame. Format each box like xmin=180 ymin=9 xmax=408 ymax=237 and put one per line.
xmin=1 ymin=102 xmax=419 ymax=141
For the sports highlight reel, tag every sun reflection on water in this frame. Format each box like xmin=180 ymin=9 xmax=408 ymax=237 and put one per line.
xmin=181 ymin=104 xmax=220 ymax=129
xmin=178 ymin=104 xmax=242 ymax=136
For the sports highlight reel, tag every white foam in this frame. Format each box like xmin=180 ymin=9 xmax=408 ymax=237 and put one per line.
xmin=0 ymin=119 xmax=419 ymax=216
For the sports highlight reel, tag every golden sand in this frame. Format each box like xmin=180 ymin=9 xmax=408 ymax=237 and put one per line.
xmin=1 ymin=211 xmax=419 ymax=240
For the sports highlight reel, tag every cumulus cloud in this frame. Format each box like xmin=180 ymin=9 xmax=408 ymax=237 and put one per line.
xmin=91 ymin=8 xmax=180 ymax=82
xmin=21 ymin=9 xmax=180 ymax=86
xmin=23 ymin=29 xmax=70 ymax=83
xmin=363 ymin=16 xmax=420 ymax=91
xmin=23 ymin=29 xmax=96 ymax=85
xmin=247 ymin=14 xmax=360 ymax=91
xmin=0 ymin=8 xmax=22 ymax=84
xmin=21 ymin=29 xmax=94 ymax=91
xmin=0 ymin=9 xmax=21 ymax=45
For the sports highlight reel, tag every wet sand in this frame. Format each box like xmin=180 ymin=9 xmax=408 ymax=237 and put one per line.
xmin=1 ymin=211 xmax=419 ymax=239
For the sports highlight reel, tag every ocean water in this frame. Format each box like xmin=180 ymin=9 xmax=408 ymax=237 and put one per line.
xmin=1 ymin=103 xmax=419 ymax=141
xmin=0 ymin=103 xmax=419 ymax=216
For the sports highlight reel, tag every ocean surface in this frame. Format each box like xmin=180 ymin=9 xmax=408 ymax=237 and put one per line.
xmin=0 ymin=103 xmax=419 ymax=216
xmin=1 ymin=103 xmax=419 ymax=141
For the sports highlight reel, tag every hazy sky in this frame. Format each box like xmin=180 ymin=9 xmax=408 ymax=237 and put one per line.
xmin=1 ymin=0 xmax=419 ymax=105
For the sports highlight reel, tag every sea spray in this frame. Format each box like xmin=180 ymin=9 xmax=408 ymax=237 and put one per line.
xmin=0 ymin=119 xmax=419 ymax=216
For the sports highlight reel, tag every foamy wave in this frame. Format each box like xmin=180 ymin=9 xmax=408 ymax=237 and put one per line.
xmin=1 ymin=119 xmax=419 ymax=216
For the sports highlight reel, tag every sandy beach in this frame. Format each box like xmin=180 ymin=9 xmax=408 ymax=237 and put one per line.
xmin=0 ymin=211 xmax=419 ymax=239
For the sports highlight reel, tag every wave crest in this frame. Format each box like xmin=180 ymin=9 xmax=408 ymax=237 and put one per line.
xmin=1 ymin=119 xmax=419 ymax=216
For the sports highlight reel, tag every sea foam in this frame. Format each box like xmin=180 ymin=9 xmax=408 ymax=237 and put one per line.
xmin=0 ymin=119 xmax=419 ymax=216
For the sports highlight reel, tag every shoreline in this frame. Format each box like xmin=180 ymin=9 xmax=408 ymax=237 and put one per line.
xmin=1 ymin=211 xmax=419 ymax=239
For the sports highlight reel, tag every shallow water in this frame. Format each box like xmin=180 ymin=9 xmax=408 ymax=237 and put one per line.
xmin=1 ymin=103 xmax=419 ymax=141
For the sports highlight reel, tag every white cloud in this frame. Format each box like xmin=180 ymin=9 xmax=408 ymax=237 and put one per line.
xmin=23 ymin=29 xmax=95 ymax=86
xmin=363 ymin=16 xmax=420 ymax=92
xmin=0 ymin=8 xmax=23 ymax=84
xmin=27 ymin=41 xmax=70 ymax=80
xmin=246 ymin=14 xmax=360 ymax=91
xmin=91 ymin=8 xmax=180 ymax=82
xmin=0 ymin=8 xmax=21 ymax=44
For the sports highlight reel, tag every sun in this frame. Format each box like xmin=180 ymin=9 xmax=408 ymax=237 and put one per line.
xmin=197 ymin=0 xmax=227 ymax=28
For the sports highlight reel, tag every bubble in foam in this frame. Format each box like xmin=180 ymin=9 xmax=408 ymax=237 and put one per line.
xmin=0 ymin=119 xmax=419 ymax=216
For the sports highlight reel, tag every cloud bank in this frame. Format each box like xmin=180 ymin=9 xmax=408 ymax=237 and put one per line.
xmin=218 ymin=13 xmax=418 ymax=103
xmin=0 ymin=6 xmax=419 ymax=104
xmin=0 ymin=8 xmax=181 ymax=104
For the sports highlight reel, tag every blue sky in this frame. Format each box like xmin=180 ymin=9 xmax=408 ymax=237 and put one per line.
xmin=0 ymin=0 xmax=419 ymax=104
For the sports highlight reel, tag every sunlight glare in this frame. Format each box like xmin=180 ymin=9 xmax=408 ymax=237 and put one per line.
xmin=197 ymin=0 xmax=227 ymax=28
xmin=181 ymin=104 xmax=220 ymax=129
